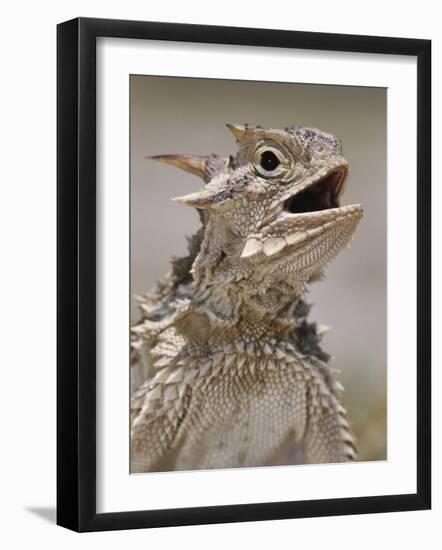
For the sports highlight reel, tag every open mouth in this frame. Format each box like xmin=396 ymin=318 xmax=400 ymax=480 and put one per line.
xmin=283 ymin=167 xmax=348 ymax=214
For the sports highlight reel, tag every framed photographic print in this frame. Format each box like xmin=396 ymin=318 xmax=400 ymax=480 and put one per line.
xmin=57 ymin=17 xmax=431 ymax=532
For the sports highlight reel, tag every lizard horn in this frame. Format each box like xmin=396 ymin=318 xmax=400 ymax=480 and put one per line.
xmin=226 ymin=123 xmax=248 ymax=142
xmin=171 ymin=189 xmax=215 ymax=209
xmin=147 ymin=154 xmax=209 ymax=181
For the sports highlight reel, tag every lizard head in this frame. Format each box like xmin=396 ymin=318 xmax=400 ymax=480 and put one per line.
xmin=150 ymin=124 xmax=363 ymax=298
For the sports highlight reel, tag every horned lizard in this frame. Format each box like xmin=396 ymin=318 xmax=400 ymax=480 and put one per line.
xmin=131 ymin=123 xmax=363 ymax=472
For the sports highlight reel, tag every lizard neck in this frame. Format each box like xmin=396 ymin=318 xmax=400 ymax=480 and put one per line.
xmin=192 ymin=283 xmax=301 ymax=335
xmin=187 ymin=216 xmax=306 ymax=339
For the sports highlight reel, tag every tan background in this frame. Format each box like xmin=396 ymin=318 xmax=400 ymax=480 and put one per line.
xmin=130 ymin=75 xmax=387 ymax=461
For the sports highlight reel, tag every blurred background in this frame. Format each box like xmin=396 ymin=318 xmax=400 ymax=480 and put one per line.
xmin=130 ymin=75 xmax=387 ymax=462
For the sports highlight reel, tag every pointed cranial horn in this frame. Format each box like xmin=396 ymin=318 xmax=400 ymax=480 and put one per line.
xmin=226 ymin=123 xmax=248 ymax=142
xmin=148 ymin=154 xmax=209 ymax=181
xmin=172 ymin=189 xmax=215 ymax=209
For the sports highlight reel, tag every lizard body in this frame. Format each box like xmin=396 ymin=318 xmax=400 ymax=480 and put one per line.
xmin=131 ymin=124 xmax=363 ymax=472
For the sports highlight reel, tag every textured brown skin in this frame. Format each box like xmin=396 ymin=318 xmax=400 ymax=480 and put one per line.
xmin=131 ymin=124 xmax=363 ymax=472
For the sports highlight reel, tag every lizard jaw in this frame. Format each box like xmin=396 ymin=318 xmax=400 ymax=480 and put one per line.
xmin=240 ymin=204 xmax=363 ymax=259
xmin=240 ymin=165 xmax=363 ymax=259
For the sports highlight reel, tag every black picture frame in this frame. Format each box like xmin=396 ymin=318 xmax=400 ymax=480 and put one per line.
xmin=57 ymin=17 xmax=431 ymax=532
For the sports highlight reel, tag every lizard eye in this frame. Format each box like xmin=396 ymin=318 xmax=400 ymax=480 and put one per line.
xmin=260 ymin=150 xmax=280 ymax=172
xmin=253 ymin=144 xmax=287 ymax=178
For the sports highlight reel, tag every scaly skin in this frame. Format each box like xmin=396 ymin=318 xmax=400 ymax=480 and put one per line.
xmin=131 ymin=124 xmax=363 ymax=472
